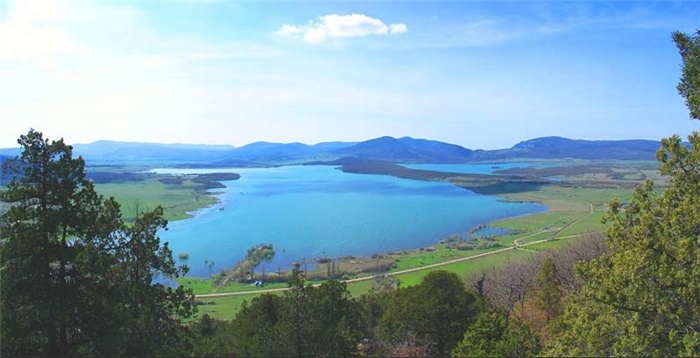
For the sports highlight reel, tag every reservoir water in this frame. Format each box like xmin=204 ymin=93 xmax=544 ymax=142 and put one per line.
xmin=404 ymin=162 xmax=549 ymax=174
xmin=155 ymin=165 xmax=545 ymax=277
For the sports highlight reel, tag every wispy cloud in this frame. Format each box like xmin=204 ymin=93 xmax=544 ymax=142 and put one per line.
xmin=405 ymin=2 xmax=696 ymax=51
xmin=276 ymin=14 xmax=407 ymax=43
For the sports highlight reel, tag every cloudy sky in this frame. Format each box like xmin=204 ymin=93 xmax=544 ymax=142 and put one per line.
xmin=0 ymin=1 xmax=698 ymax=149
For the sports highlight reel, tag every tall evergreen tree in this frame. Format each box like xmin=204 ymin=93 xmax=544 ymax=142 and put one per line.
xmin=535 ymin=257 xmax=562 ymax=321
xmin=378 ymin=271 xmax=482 ymax=357
xmin=227 ymin=266 xmax=362 ymax=357
xmin=452 ymin=310 xmax=540 ymax=357
xmin=673 ymin=29 xmax=700 ymax=120
xmin=0 ymin=129 xmax=195 ymax=357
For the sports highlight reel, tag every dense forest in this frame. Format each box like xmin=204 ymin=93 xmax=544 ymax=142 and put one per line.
xmin=1 ymin=30 xmax=698 ymax=357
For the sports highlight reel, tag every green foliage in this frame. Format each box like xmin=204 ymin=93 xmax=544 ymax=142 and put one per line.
xmin=111 ymin=206 xmax=197 ymax=356
xmin=247 ymin=243 xmax=275 ymax=263
xmin=216 ymin=243 xmax=275 ymax=286
xmin=224 ymin=268 xmax=363 ymax=357
xmin=378 ymin=271 xmax=482 ymax=356
xmin=370 ymin=273 xmax=401 ymax=294
xmin=188 ymin=314 xmax=236 ymax=357
xmin=547 ymin=133 xmax=700 ymax=356
xmin=94 ymin=177 xmax=220 ymax=222
xmin=0 ymin=129 xmax=195 ymax=357
xmin=673 ymin=29 xmax=700 ymax=120
xmin=229 ymin=294 xmax=284 ymax=357
xmin=535 ymin=257 xmax=562 ymax=321
xmin=281 ymin=277 xmax=362 ymax=356
xmin=452 ymin=311 xmax=540 ymax=357
xmin=356 ymin=290 xmax=392 ymax=354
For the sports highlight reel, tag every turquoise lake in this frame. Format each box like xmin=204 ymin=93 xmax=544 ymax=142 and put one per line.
xmin=155 ymin=165 xmax=545 ymax=277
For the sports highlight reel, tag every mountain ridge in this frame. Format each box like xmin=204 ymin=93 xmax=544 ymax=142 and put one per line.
xmin=0 ymin=136 xmax=669 ymax=166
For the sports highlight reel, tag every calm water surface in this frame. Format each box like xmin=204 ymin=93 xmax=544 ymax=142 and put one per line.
xmin=154 ymin=165 xmax=545 ymax=277
xmin=404 ymin=162 xmax=549 ymax=174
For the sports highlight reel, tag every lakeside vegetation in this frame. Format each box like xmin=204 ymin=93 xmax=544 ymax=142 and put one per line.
xmin=176 ymin=166 xmax=626 ymax=315
xmin=91 ymin=170 xmax=240 ymax=221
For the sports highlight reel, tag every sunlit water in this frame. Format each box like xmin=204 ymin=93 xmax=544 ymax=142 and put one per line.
xmin=154 ymin=165 xmax=545 ymax=277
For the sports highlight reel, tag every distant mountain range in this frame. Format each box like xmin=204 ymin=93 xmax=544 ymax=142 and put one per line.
xmin=471 ymin=137 xmax=666 ymax=161
xmin=0 ymin=136 xmax=667 ymax=167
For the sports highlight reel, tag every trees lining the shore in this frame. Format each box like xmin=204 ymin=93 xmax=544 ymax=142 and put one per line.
xmin=214 ymin=243 xmax=276 ymax=286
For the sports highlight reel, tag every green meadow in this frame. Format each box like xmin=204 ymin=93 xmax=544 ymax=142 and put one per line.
xmin=96 ymin=178 xmax=220 ymax=222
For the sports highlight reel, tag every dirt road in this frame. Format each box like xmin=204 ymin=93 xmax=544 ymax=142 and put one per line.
xmin=195 ymin=227 xmax=594 ymax=299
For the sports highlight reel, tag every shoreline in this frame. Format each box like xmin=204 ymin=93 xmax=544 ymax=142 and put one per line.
xmin=165 ymin=160 xmax=551 ymax=223
xmin=153 ymin=172 xmax=241 ymax=221
xmin=171 ymin=164 xmax=551 ymax=281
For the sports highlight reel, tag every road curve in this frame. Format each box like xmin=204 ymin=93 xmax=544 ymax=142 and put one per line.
xmin=195 ymin=228 xmax=598 ymax=299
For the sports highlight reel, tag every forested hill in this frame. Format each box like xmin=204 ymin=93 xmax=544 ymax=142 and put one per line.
xmin=334 ymin=136 xmax=474 ymax=163
xmin=471 ymin=136 xmax=665 ymax=161
xmin=0 ymin=136 xmax=667 ymax=166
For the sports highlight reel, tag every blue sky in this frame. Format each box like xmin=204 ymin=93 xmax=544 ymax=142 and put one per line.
xmin=0 ymin=1 xmax=698 ymax=149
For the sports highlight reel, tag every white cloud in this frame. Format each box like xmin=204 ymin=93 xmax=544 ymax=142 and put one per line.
xmin=389 ymin=23 xmax=407 ymax=34
xmin=276 ymin=24 xmax=304 ymax=38
xmin=0 ymin=1 xmax=83 ymax=62
xmin=276 ymin=14 xmax=407 ymax=43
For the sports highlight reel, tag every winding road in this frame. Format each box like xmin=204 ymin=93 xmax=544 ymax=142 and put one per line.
xmin=196 ymin=208 xmax=599 ymax=299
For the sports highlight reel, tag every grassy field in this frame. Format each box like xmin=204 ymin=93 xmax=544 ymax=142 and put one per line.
xmin=189 ymin=248 xmax=542 ymax=319
xmin=196 ymin=294 xmax=268 ymax=319
xmin=392 ymin=249 xmax=536 ymax=287
xmin=390 ymin=244 xmax=504 ymax=271
xmin=527 ymin=235 xmax=591 ymax=251
xmin=96 ymin=178 xmax=220 ymax=221
xmin=180 ymin=277 xmax=293 ymax=295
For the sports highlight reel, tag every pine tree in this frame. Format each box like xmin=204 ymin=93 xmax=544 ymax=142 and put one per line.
xmin=535 ymin=257 xmax=562 ymax=321
xmin=0 ymin=129 xmax=195 ymax=357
